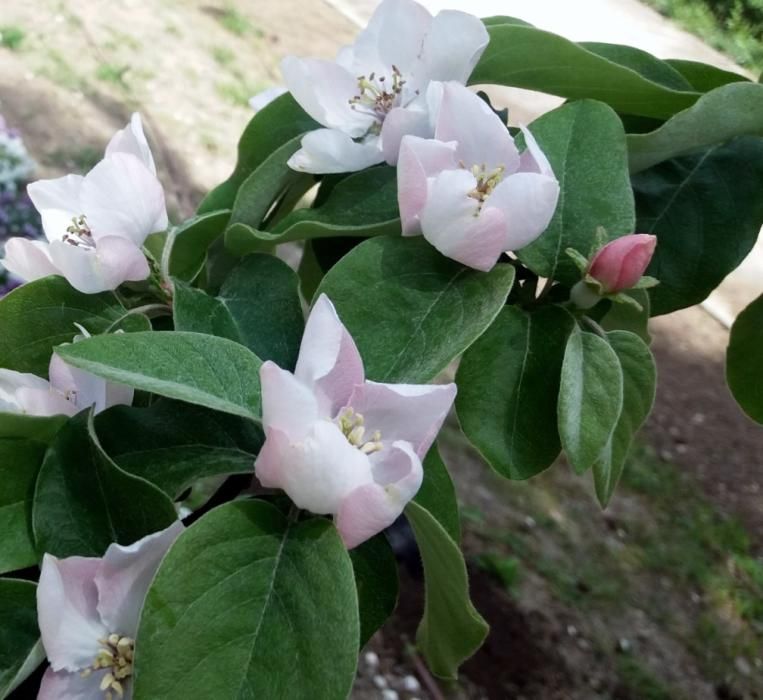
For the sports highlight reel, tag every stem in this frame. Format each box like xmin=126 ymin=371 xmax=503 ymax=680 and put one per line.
xmin=580 ymin=315 xmax=607 ymax=338
xmin=104 ymin=304 xmax=172 ymax=333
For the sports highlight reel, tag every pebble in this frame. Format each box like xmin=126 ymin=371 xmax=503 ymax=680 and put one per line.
xmin=617 ymin=638 xmax=632 ymax=653
xmin=364 ymin=652 xmax=379 ymax=669
xmin=566 ymin=625 xmax=578 ymax=637
xmin=381 ymin=690 xmax=399 ymax=700
xmin=402 ymin=675 xmax=421 ymax=692
xmin=373 ymin=674 xmax=388 ymax=689
xmin=523 ymin=515 xmax=537 ymax=529
xmin=735 ymin=656 xmax=752 ymax=676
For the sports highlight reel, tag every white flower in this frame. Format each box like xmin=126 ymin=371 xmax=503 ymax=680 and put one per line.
xmin=282 ymin=0 xmax=488 ymax=173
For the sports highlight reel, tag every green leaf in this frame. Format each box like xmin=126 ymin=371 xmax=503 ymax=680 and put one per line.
xmin=225 ymin=166 xmax=400 ymax=255
xmin=518 ymin=100 xmax=635 ymax=285
xmin=55 ymin=331 xmax=263 ymax=421
xmin=665 ymin=59 xmax=749 ymax=92
xmin=0 ymin=439 xmax=46 ymax=574
xmin=558 ymin=325 xmax=624 ymax=474
xmin=0 ymin=413 xmax=66 ymax=443
xmin=350 ymin=534 xmax=398 ymax=647
xmin=405 ymin=501 xmax=488 ymax=680
xmin=593 ymin=331 xmax=656 ymax=505
xmin=469 ymin=24 xmax=698 ymax=119
xmin=633 ymin=137 xmax=763 ymax=315
xmin=456 ymin=305 xmax=575 ymax=480
xmin=628 ymin=83 xmax=763 ymax=172
xmin=415 ymin=446 xmax=460 ymax=542
xmin=167 ymin=210 xmax=231 ymax=283
xmin=316 ymin=236 xmax=515 ymax=383
xmin=0 ymin=276 xmax=150 ymax=376
xmin=198 ymin=93 xmax=318 ymax=213
xmin=174 ymin=253 xmax=304 ymax=369
xmin=0 ymin=579 xmax=44 ymax=699
xmin=33 ymin=411 xmax=177 ymax=558
xmin=95 ymin=400 xmax=262 ymax=499
xmin=600 ymin=289 xmax=652 ymax=344
xmin=134 ymin=500 xmax=359 ymax=700
xmin=482 ymin=15 xmax=534 ymax=27
xmin=727 ymin=293 xmax=763 ymax=424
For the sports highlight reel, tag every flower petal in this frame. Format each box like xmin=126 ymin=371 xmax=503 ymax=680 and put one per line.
xmin=517 ymin=124 xmax=554 ymax=177
xmin=434 ymin=83 xmax=519 ymax=173
xmin=381 ymin=98 xmax=435 ymax=166
xmin=105 ymin=113 xmax=157 ymax=175
xmin=256 ymin=420 xmax=373 ymax=515
xmin=27 ymin=175 xmax=84 ymax=243
xmin=37 ymin=554 xmax=107 ymax=672
xmin=14 ymin=386 xmax=77 ymax=417
xmin=260 ymin=361 xmax=320 ymax=441
xmin=48 ymin=353 xmax=133 ymax=415
xmin=419 ymin=168 xmax=508 ymax=271
xmin=288 ymin=129 xmax=383 ymax=174
xmin=418 ymin=10 xmax=489 ymax=84
xmin=295 ymin=294 xmax=364 ymax=416
xmin=397 ymin=135 xmax=458 ymax=235
xmin=347 ymin=380 xmax=456 ymax=457
xmin=81 ymin=153 xmax=168 ymax=245
xmin=38 ymin=667 xmax=106 ymax=700
xmin=281 ymin=57 xmax=373 ymax=136
xmin=483 ymin=172 xmax=560 ymax=251
xmin=95 ymin=521 xmax=184 ymax=636
xmin=0 ymin=237 xmax=59 ymax=282
xmin=249 ymin=86 xmax=287 ymax=112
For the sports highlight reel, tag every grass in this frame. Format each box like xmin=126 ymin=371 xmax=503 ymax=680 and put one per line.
xmin=643 ymin=0 xmax=763 ymax=75
xmin=616 ymin=656 xmax=680 ymax=700
xmin=0 ymin=25 xmax=25 ymax=51
xmin=211 ymin=46 xmax=236 ymax=67
xmin=95 ymin=63 xmax=130 ymax=88
xmin=216 ymin=7 xmax=262 ymax=38
xmin=40 ymin=49 xmax=87 ymax=92
xmin=45 ymin=146 xmax=102 ymax=173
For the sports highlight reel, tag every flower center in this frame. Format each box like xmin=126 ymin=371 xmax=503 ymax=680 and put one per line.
xmin=465 ymin=163 xmax=505 ymax=213
xmin=348 ymin=65 xmax=406 ymax=122
xmin=337 ymin=407 xmax=383 ymax=454
xmin=63 ymin=214 xmax=95 ymax=249
xmin=81 ymin=633 xmax=134 ymax=699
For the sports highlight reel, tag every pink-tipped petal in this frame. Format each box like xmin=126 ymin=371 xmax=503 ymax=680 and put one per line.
xmin=259 ymin=361 xmax=320 ymax=441
xmin=0 ymin=238 xmax=59 ymax=282
xmin=295 ymin=294 xmax=365 ymax=416
xmin=95 ymin=521 xmax=184 ymax=636
xmin=27 ymin=175 xmax=84 ymax=244
xmin=348 ymin=381 xmax=456 ymax=458
xmin=484 ymin=172 xmax=560 ymax=251
xmin=288 ymin=129 xmax=383 ymax=174
xmin=81 ymin=153 xmax=167 ymax=246
xmin=38 ymin=667 xmax=105 ymax=700
xmin=105 ymin=113 xmax=157 ymax=175
xmin=418 ymin=10 xmax=489 ymax=84
xmin=37 ymin=554 xmax=107 ymax=672
xmin=434 ymin=83 xmax=519 ymax=173
xmin=254 ymin=426 xmax=293 ymax=490
xmin=396 ymin=135 xmax=458 ymax=235
xmin=588 ymin=234 xmax=657 ymax=293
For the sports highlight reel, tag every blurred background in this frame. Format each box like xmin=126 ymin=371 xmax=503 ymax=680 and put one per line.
xmin=1 ymin=1 xmax=762 ymax=698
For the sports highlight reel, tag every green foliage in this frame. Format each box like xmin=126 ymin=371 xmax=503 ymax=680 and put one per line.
xmin=727 ymin=293 xmax=763 ymax=423
xmin=0 ymin=25 xmax=25 ymax=51
xmin=0 ymin=579 xmax=42 ymax=698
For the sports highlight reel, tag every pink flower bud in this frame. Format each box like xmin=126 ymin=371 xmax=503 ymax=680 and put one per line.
xmin=588 ymin=234 xmax=657 ymax=294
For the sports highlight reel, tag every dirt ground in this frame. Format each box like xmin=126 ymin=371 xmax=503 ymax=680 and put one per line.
xmin=2 ymin=1 xmax=762 ymax=698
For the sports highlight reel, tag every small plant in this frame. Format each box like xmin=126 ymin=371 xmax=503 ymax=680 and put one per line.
xmin=0 ymin=25 xmax=25 ymax=51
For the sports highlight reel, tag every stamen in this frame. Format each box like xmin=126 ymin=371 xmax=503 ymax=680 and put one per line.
xmin=348 ymin=65 xmax=407 ymax=121
xmin=337 ymin=408 xmax=383 ymax=454
xmin=88 ymin=633 xmax=135 ymax=698
xmin=63 ymin=214 xmax=95 ymax=249
xmin=465 ymin=163 xmax=506 ymax=214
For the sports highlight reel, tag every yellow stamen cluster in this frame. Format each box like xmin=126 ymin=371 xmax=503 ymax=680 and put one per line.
xmin=348 ymin=65 xmax=406 ymax=119
xmin=80 ymin=633 xmax=134 ymax=699
xmin=63 ymin=214 xmax=95 ymax=248
xmin=465 ymin=163 xmax=506 ymax=213
xmin=338 ymin=408 xmax=383 ymax=455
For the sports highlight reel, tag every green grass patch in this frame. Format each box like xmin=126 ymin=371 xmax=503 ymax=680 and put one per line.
xmin=95 ymin=63 xmax=129 ymax=88
xmin=211 ymin=46 xmax=235 ymax=67
xmin=616 ymin=656 xmax=681 ymax=700
xmin=215 ymin=7 xmax=262 ymax=38
xmin=0 ymin=25 xmax=25 ymax=50
xmin=474 ymin=552 xmax=522 ymax=595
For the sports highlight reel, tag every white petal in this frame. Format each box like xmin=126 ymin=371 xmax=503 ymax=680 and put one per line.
xmin=0 ymin=369 xmax=50 ymax=407
xmin=38 ymin=667 xmax=107 ymax=700
xmin=434 ymin=83 xmax=519 ymax=173
xmin=380 ymin=99 xmax=434 ymax=165
xmin=27 ymin=175 xmax=84 ymax=243
xmin=288 ymin=129 xmax=383 ymax=174
xmin=260 ymin=361 xmax=320 ymax=441
xmin=518 ymin=124 xmax=555 ymax=177
xmin=418 ymin=10 xmax=489 ymax=84
xmin=249 ymin=86 xmax=287 ymax=112
xmin=295 ymin=294 xmax=364 ymax=416
xmin=281 ymin=57 xmax=373 ymax=136
xmin=37 ymin=554 xmax=107 ymax=672
xmin=105 ymin=113 xmax=157 ymax=175
xmin=484 ymin=172 xmax=560 ymax=251
xmin=81 ymin=153 xmax=167 ymax=246
xmin=1 ymin=238 xmax=59 ymax=282
xmin=95 ymin=521 xmax=184 ymax=636
xmin=48 ymin=353 xmax=131 ymax=415
xmin=14 ymin=386 xmax=78 ymax=417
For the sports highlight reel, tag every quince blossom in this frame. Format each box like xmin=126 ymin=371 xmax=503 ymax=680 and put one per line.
xmin=0 ymin=328 xmax=132 ymax=417
xmin=255 ymin=294 xmax=456 ymax=548
xmin=588 ymin=233 xmax=657 ymax=294
xmin=282 ymin=0 xmax=488 ymax=173
xmin=397 ymin=82 xmax=560 ymax=271
xmin=36 ymin=522 xmax=183 ymax=700
xmin=1 ymin=114 xmax=167 ymax=294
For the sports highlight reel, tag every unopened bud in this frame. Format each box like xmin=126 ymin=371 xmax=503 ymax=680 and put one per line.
xmin=588 ymin=234 xmax=656 ymax=294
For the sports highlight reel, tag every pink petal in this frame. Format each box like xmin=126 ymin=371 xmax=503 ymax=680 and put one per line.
xmin=27 ymin=175 xmax=84 ymax=244
xmin=396 ymin=135 xmax=458 ymax=235
xmin=81 ymin=153 xmax=167 ymax=246
xmin=254 ymin=426 xmax=293 ymax=490
xmin=37 ymin=554 xmax=107 ymax=672
xmin=0 ymin=238 xmax=59 ymax=282
xmin=483 ymin=172 xmax=560 ymax=251
xmin=347 ymin=380 xmax=456 ymax=458
xmin=281 ymin=57 xmax=374 ymax=137
xmin=288 ymin=129 xmax=383 ymax=174
xmin=95 ymin=521 xmax=184 ymax=637
xmin=419 ymin=168 xmax=508 ymax=271
xmin=517 ymin=125 xmax=555 ymax=177
xmin=434 ymin=83 xmax=519 ymax=174
xmin=14 ymin=386 xmax=77 ymax=417
xmin=105 ymin=113 xmax=157 ymax=175
xmin=259 ymin=361 xmax=320 ymax=441
xmin=295 ymin=294 xmax=365 ymax=417
xmin=381 ymin=101 xmax=434 ymax=166
xmin=418 ymin=9 xmax=489 ymax=83
xmin=48 ymin=353 xmax=133 ymax=415
xmin=588 ymin=234 xmax=657 ymax=293
xmin=38 ymin=667 xmax=106 ymax=700
xmin=94 ymin=236 xmax=151 ymax=284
